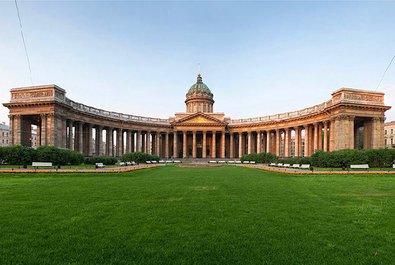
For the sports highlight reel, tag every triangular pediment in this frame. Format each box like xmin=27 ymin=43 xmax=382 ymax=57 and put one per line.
xmin=174 ymin=112 xmax=226 ymax=125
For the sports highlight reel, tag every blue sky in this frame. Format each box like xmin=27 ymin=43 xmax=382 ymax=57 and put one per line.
xmin=1 ymin=1 xmax=394 ymax=123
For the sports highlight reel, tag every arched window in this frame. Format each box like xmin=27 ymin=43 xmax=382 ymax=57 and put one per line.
xmin=203 ymin=104 xmax=206 ymax=112
xmin=198 ymin=105 xmax=201 ymax=112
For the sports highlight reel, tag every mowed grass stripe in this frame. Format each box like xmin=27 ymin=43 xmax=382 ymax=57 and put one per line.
xmin=0 ymin=166 xmax=394 ymax=265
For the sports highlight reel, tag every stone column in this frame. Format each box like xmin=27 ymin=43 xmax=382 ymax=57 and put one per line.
xmin=318 ymin=123 xmax=323 ymax=150
xmin=147 ymin=132 xmax=152 ymax=154
xmin=126 ymin=130 xmax=131 ymax=154
xmin=313 ymin=123 xmax=319 ymax=152
xmin=266 ymin=131 xmax=271 ymax=154
xmin=371 ymin=117 xmax=385 ymax=149
xmin=363 ymin=120 xmax=372 ymax=149
xmin=212 ymin=132 xmax=216 ymax=158
xmin=36 ymin=124 xmax=41 ymax=147
xmin=165 ymin=133 xmax=169 ymax=158
xmin=156 ymin=132 xmax=160 ymax=156
xmin=40 ymin=114 xmax=47 ymax=146
xmin=183 ymin=131 xmax=188 ymax=158
xmin=87 ymin=124 xmax=93 ymax=156
xmin=96 ymin=126 xmax=102 ymax=156
xmin=67 ymin=120 xmax=73 ymax=150
xmin=256 ymin=131 xmax=261 ymax=153
xmin=304 ymin=125 xmax=310 ymax=157
xmin=117 ymin=129 xmax=123 ymax=157
xmin=275 ymin=129 xmax=281 ymax=157
xmin=329 ymin=119 xmax=335 ymax=151
xmin=135 ymin=131 xmax=141 ymax=152
xmin=333 ymin=115 xmax=355 ymax=150
xmin=294 ymin=127 xmax=300 ymax=157
xmin=173 ymin=131 xmax=178 ymax=158
xmin=284 ymin=128 xmax=291 ymax=157
xmin=192 ymin=131 xmax=197 ymax=158
xmin=323 ymin=121 xmax=329 ymax=152
xmin=78 ymin=123 xmax=84 ymax=153
xmin=46 ymin=114 xmax=55 ymax=146
xmin=221 ymin=131 xmax=225 ymax=158
xmin=229 ymin=133 xmax=234 ymax=158
xmin=238 ymin=132 xmax=243 ymax=158
xmin=61 ymin=118 xmax=67 ymax=148
xmin=247 ymin=132 xmax=252 ymax=154
xmin=202 ymin=131 xmax=207 ymax=158
xmin=106 ymin=128 xmax=113 ymax=156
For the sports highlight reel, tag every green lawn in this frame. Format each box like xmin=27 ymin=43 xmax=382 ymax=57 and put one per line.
xmin=0 ymin=166 xmax=394 ymax=265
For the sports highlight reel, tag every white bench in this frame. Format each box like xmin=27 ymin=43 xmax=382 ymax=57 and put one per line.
xmin=32 ymin=162 xmax=52 ymax=168
xmin=159 ymin=160 xmax=165 ymax=164
xmin=227 ymin=161 xmax=235 ymax=164
xmin=292 ymin=164 xmax=300 ymax=168
xmin=209 ymin=161 xmax=217 ymax=164
xmin=300 ymin=164 xmax=311 ymax=169
xmin=277 ymin=163 xmax=283 ymax=167
xmin=283 ymin=164 xmax=290 ymax=167
xmin=393 ymin=164 xmax=395 ymax=169
xmin=151 ymin=161 xmax=158 ymax=164
xmin=146 ymin=161 xmax=152 ymax=164
xmin=242 ymin=161 xmax=250 ymax=164
xmin=250 ymin=161 xmax=256 ymax=164
xmin=119 ymin=162 xmax=126 ymax=166
xmin=269 ymin=163 xmax=276 ymax=166
xmin=165 ymin=160 xmax=173 ymax=163
xmin=235 ymin=161 xmax=242 ymax=164
xmin=218 ymin=161 xmax=226 ymax=164
xmin=95 ymin=163 xmax=105 ymax=168
xmin=350 ymin=164 xmax=369 ymax=169
xmin=174 ymin=160 xmax=181 ymax=163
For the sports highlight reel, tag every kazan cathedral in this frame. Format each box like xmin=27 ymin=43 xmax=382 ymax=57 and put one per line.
xmin=3 ymin=73 xmax=390 ymax=159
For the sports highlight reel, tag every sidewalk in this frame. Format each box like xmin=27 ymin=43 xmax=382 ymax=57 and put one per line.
xmin=242 ymin=164 xmax=395 ymax=175
xmin=0 ymin=164 xmax=160 ymax=173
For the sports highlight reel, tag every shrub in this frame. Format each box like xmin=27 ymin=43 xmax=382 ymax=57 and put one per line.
xmin=121 ymin=152 xmax=159 ymax=164
xmin=85 ymin=156 xmax=118 ymax=165
xmin=0 ymin=146 xmax=36 ymax=165
xmin=0 ymin=146 xmax=84 ymax=165
xmin=240 ymin=152 xmax=277 ymax=163
xmin=36 ymin=146 xmax=84 ymax=165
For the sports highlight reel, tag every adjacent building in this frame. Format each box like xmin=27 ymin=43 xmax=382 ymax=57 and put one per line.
xmin=0 ymin=122 xmax=10 ymax=147
xmin=2 ymin=73 xmax=391 ymax=158
xmin=384 ymin=121 xmax=395 ymax=149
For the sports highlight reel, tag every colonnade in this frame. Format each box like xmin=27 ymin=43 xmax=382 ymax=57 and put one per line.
xmin=8 ymin=114 xmax=385 ymax=159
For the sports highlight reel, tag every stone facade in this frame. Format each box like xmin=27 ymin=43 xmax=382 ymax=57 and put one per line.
xmin=2 ymin=75 xmax=391 ymax=158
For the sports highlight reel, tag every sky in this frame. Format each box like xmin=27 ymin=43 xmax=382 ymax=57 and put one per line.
xmin=0 ymin=1 xmax=394 ymax=124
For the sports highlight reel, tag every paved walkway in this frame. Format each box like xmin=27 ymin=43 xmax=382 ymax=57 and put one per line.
xmin=0 ymin=164 xmax=160 ymax=173
xmin=242 ymin=164 xmax=395 ymax=175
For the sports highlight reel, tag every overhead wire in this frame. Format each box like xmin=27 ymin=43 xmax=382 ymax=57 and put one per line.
xmin=375 ymin=55 xmax=395 ymax=91
xmin=14 ymin=0 xmax=33 ymax=85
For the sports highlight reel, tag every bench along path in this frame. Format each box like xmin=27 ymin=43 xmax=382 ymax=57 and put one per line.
xmin=241 ymin=164 xmax=395 ymax=175
xmin=0 ymin=164 xmax=160 ymax=173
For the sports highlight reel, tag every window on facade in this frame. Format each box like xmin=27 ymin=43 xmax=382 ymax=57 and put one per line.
xmin=391 ymin=138 xmax=394 ymax=144
xmin=385 ymin=130 xmax=387 ymax=135
xmin=385 ymin=139 xmax=387 ymax=145
xmin=198 ymin=105 xmax=201 ymax=112
xmin=2 ymin=132 xmax=3 ymax=137
xmin=391 ymin=129 xmax=394 ymax=134
xmin=203 ymin=104 xmax=206 ymax=112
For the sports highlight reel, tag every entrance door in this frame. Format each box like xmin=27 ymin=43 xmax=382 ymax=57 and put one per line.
xmin=197 ymin=148 xmax=202 ymax=158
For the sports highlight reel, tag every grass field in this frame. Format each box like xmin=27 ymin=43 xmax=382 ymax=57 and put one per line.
xmin=0 ymin=166 xmax=394 ymax=265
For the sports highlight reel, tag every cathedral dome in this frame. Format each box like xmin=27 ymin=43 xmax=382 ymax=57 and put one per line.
xmin=185 ymin=73 xmax=214 ymax=113
xmin=186 ymin=74 xmax=213 ymax=97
